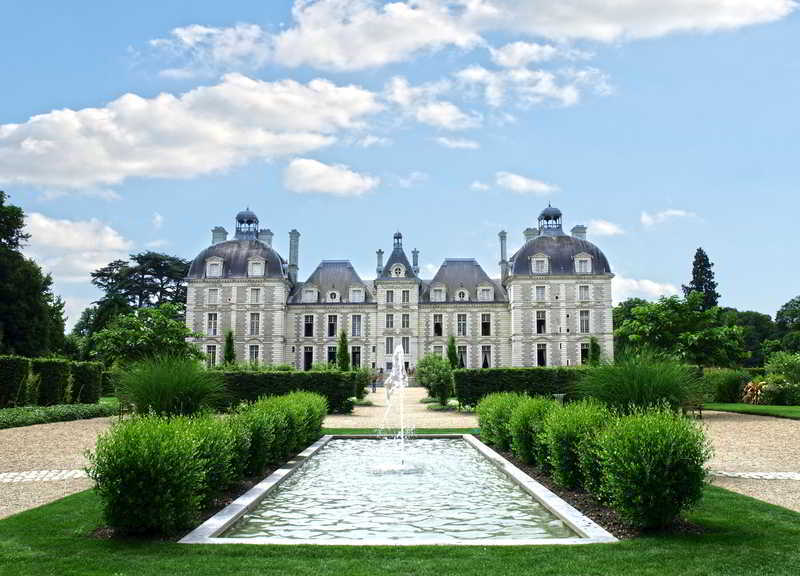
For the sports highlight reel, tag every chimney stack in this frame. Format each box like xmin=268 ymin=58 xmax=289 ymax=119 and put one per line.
xmin=288 ymin=229 xmax=300 ymax=284
xmin=412 ymin=249 xmax=419 ymax=274
xmin=499 ymin=230 xmax=508 ymax=283
xmin=523 ymin=227 xmax=539 ymax=242
xmin=211 ymin=226 xmax=228 ymax=244
xmin=376 ymin=249 xmax=384 ymax=276
xmin=571 ymin=225 xmax=587 ymax=241
xmin=259 ymin=228 xmax=273 ymax=247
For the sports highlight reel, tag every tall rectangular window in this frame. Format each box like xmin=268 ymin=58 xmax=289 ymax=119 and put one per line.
xmin=249 ymin=344 xmax=259 ymax=366
xmin=533 ymin=259 xmax=547 ymax=274
xmin=536 ymin=311 xmax=546 ymax=334
xmin=249 ymin=312 xmax=260 ymax=336
xmin=580 ymin=342 xmax=590 ymax=365
xmin=327 ymin=315 xmax=338 ymax=337
xmin=351 ymin=314 xmax=362 ymax=337
xmin=304 ymin=315 xmax=314 ymax=337
xmin=535 ymin=285 xmax=546 ymax=301
xmin=249 ymin=287 xmax=260 ymax=304
xmin=386 ymin=290 xmax=394 ymax=303
xmin=385 ymin=313 xmax=394 ymax=329
xmin=457 ymin=313 xmax=467 ymax=336
xmin=402 ymin=313 xmax=409 ymax=329
xmin=481 ymin=345 xmax=491 ymax=369
xmin=207 ymin=262 xmax=221 ymax=277
xmin=207 ymin=312 xmax=218 ymax=336
xmin=303 ymin=346 xmax=313 ymax=371
xmin=537 ymin=343 xmax=547 ymax=366
xmin=579 ymin=285 xmax=590 ymax=301
xmin=433 ymin=314 xmax=443 ymax=336
xmin=207 ymin=288 xmax=219 ymax=305
xmin=457 ymin=345 xmax=467 ymax=368
xmin=327 ymin=346 xmax=337 ymax=365
xmin=402 ymin=336 xmax=409 ymax=354
xmin=433 ymin=345 xmax=443 ymax=357
xmin=579 ymin=310 xmax=590 ymax=333
xmin=402 ymin=289 xmax=410 ymax=303
xmin=351 ymin=346 xmax=361 ymax=368
xmin=481 ymin=313 xmax=491 ymax=336
xmin=205 ymin=345 xmax=217 ymax=368
xmin=385 ymin=337 xmax=394 ymax=354
xmin=577 ymin=259 xmax=590 ymax=273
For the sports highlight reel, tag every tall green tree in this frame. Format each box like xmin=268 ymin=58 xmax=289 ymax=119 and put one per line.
xmin=776 ymin=295 xmax=800 ymax=335
xmin=682 ymin=247 xmax=720 ymax=310
xmin=446 ymin=335 xmax=459 ymax=369
xmin=720 ymin=308 xmax=777 ymax=367
xmin=336 ymin=331 xmax=350 ymax=371
xmin=223 ymin=330 xmax=236 ymax=365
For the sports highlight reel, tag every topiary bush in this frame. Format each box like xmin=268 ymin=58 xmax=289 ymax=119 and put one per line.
xmin=599 ymin=407 xmax=709 ymax=528
xmin=31 ymin=358 xmax=71 ymax=406
xmin=416 ymin=354 xmax=453 ymax=406
xmin=454 ymin=367 xmax=585 ymax=407
xmin=543 ymin=399 xmax=611 ymax=489
xmin=0 ymin=355 xmax=30 ymax=408
xmin=703 ymin=368 xmax=750 ymax=403
xmin=70 ymin=361 xmax=104 ymax=404
xmin=509 ymin=395 xmax=559 ymax=466
xmin=476 ymin=392 xmax=523 ymax=450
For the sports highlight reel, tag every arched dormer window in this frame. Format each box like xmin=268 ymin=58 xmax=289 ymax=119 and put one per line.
xmin=531 ymin=253 xmax=549 ymax=274
xmin=392 ymin=264 xmax=405 ymax=277
xmin=574 ymin=253 xmax=593 ymax=274
xmin=206 ymin=258 xmax=223 ymax=278
xmin=456 ymin=289 xmax=469 ymax=302
xmin=328 ymin=290 xmax=339 ymax=303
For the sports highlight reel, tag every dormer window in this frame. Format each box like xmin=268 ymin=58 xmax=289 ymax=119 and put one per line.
xmin=533 ymin=258 xmax=548 ymax=274
xmin=575 ymin=255 xmax=592 ymax=274
xmin=432 ymin=287 xmax=445 ymax=302
xmin=248 ymin=260 xmax=264 ymax=277
xmin=206 ymin=260 xmax=222 ymax=277
xmin=350 ymin=288 xmax=364 ymax=303
xmin=457 ymin=290 xmax=468 ymax=301
xmin=393 ymin=265 xmax=405 ymax=277
xmin=302 ymin=288 xmax=317 ymax=303
xmin=478 ymin=287 xmax=493 ymax=301
xmin=328 ymin=291 xmax=339 ymax=302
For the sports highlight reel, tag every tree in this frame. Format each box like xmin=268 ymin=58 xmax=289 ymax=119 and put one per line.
xmin=336 ymin=330 xmax=350 ymax=371
xmin=223 ymin=331 xmax=236 ymax=365
xmin=776 ymin=295 xmax=800 ymax=335
xmin=589 ymin=337 xmax=602 ymax=365
xmin=446 ymin=335 xmax=459 ymax=369
xmin=0 ymin=190 xmax=29 ymax=250
xmin=781 ymin=332 xmax=800 ymax=354
xmin=682 ymin=247 xmax=720 ymax=310
xmin=720 ymin=308 xmax=777 ymax=367
xmin=416 ymin=354 xmax=453 ymax=405
xmin=92 ymin=303 xmax=202 ymax=366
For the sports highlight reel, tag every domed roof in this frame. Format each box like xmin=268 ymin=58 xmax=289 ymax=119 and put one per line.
xmin=187 ymin=239 xmax=286 ymax=279
xmin=539 ymin=205 xmax=562 ymax=221
xmin=510 ymin=234 xmax=612 ymax=276
xmin=235 ymin=208 xmax=258 ymax=224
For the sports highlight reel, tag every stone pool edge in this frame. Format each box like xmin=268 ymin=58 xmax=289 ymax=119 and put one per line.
xmin=179 ymin=434 xmax=617 ymax=546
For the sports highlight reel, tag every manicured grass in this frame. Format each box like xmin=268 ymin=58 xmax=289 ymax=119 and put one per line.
xmin=705 ymin=403 xmax=800 ymax=420
xmin=1 ymin=485 xmax=799 ymax=575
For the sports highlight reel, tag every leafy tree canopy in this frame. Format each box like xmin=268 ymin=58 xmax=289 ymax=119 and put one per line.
xmin=776 ymin=295 xmax=800 ymax=334
xmin=720 ymin=308 xmax=777 ymax=367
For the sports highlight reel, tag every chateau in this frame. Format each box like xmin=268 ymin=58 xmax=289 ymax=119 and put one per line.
xmin=186 ymin=206 xmax=614 ymax=371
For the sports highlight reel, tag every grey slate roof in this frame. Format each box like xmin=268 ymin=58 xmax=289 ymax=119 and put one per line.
xmin=421 ymin=259 xmax=508 ymax=303
xmin=380 ymin=245 xmax=417 ymax=279
xmin=187 ymin=239 xmax=286 ymax=279
xmin=289 ymin=260 xmax=373 ymax=303
xmin=510 ymin=234 xmax=612 ymax=276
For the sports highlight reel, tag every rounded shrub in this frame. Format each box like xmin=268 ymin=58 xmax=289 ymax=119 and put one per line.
xmin=0 ymin=356 xmax=30 ymax=408
xmin=543 ymin=399 xmax=611 ymax=489
xmin=600 ymin=407 xmax=709 ymax=528
xmin=703 ymin=368 xmax=750 ymax=403
xmin=416 ymin=354 xmax=453 ymax=406
xmin=477 ymin=392 xmax=524 ymax=450
xmin=509 ymin=395 xmax=558 ymax=465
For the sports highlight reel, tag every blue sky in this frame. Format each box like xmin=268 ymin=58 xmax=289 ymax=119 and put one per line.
xmin=1 ymin=1 xmax=798 ymax=328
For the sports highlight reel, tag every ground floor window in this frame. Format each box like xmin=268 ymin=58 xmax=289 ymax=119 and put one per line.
xmin=206 ymin=345 xmax=217 ymax=368
xmin=457 ymin=345 xmax=467 ymax=368
xmin=433 ymin=345 xmax=443 ymax=357
xmin=481 ymin=345 xmax=491 ymax=368
xmin=580 ymin=342 xmax=590 ymax=365
xmin=536 ymin=343 xmax=547 ymax=366
xmin=327 ymin=346 xmax=337 ymax=365
xmin=303 ymin=346 xmax=313 ymax=371
xmin=351 ymin=346 xmax=361 ymax=368
xmin=402 ymin=336 xmax=409 ymax=354
xmin=249 ymin=344 xmax=259 ymax=366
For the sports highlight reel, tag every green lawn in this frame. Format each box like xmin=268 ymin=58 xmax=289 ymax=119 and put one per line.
xmin=705 ymin=403 xmax=800 ymax=420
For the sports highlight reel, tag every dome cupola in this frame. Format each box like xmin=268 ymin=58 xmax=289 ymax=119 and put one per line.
xmin=538 ymin=204 xmax=563 ymax=235
xmin=235 ymin=208 xmax=259 ymax=240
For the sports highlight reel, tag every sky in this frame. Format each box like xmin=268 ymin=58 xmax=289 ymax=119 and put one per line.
xmin=1 ymin=0 xmax=799 ymax=329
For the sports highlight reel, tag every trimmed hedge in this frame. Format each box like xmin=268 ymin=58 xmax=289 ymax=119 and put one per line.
xmin=0 ymin=355 xmax=30 ymax=408
xmin=453 ymin=367 xmax=585 ymax=407
xmin=509 ymin=396 xmax=559 ymax=467
xmin=221 ymin=369 xmax=357 ymax=413
xmin=0 ymin=402 xmax=118 ymax=430
xmin=476 ymin=392 xmax=523 ymax=450
xmin=31 ymin=358 xmax=71 ymax=406
xmin=703 ymin=368 xmax=750 ymax=403
xmin=70 ymin=362 xmax=103 ymax=404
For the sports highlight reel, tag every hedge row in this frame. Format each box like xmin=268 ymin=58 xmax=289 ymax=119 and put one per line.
xmin=88 ymin=391 xmax=327 ymax=535
xmin=0 ymin=356 xmax=104 ymax=408
xmin=453 ymin=367 xmax=587 ymax=407
xmin=478 ymin=393 xmax=710 ymax=529
xmin=0 ymin=402 xmax=118 ymax=430
xmin=0 ymin=356 xmax=30 ymax=408
xmin=220 ymin=369 xmax=364 ymax=413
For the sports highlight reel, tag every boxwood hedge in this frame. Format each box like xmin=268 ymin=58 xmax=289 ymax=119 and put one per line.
xmin=31 ymin=358 xmax=71 ymax=406
xmin=0 ymin=355 xmax=30 ymax=408
xmin=453 ymin=367 xmax=586 ymax=407
xmin=70 ymin=362 xmax=103 ymax=404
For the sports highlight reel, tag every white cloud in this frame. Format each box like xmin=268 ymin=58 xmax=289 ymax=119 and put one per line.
xmin=588 ymin=219 xmax=624 ymax=236
xmin=435 ymin=136 xmax=480 ymax=149
xmin=398 ymin=170 xmax=428 ymax=188
xmin=489 ymin=41 xmax=558 ymax=67
xmin=355 ymin=134 xmax=391 ymax=147
xmin=151 ymin=212 xmax=164 ymax=229
xmin=0 ymin=73 xmax=382 ymax=190
xmin=386 ymin=76 xmax=480 ymax=130
xmin=470 ymin=180 xmax=490 ymax=191
xmin=284 ymin=158 xmax=379 ymax=196
xmin=23 ymin=212 xmax=133 ymax=283
xmin=495 ymin=171 xmax=558 ymax=195
xmin=641 ymin=209 xmax=698 ymax=227
xmin=612 ymin=275 xmax=679 ymax=304
xmin=422 ymin=263 xmax=439 ymax=277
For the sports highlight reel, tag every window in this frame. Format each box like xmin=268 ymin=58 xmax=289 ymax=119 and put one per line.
xmin=328 ymin=291 xmax=338 ymax=302
xmin=579 ymin=285 xmax=590 ymax=301
xmin=537 ymin=343 xmax=547 ymax=366
xmin=402 ymin=313 xmax=409 ymax=329
xmin=249 ymin=313 xmax=260 ymax=336
xmin=386 ymin=361 xmax=393 ymax=371
xmin=385 ymin=337 xmax=394 ymax=354
xmin=351 ymin=346 xmax=361 ymax=368
xmin=581 ymin=342 xmax=590 ymax=365
xmin=205 ymin=345 xmax=217 ymax=368
xmin=249 ymin=261 xmax=263 ymax=277
xmin=249 ymin=345 xmax=259 ymax=366
xmin=576 ymin=259 xmax=591 ymax=274
xmin=351 ymin=314 xmax=362 ymax=337
xmin=479 ymin=287 xmax=492 ymax=301
xmin=302 ymin=288 xmax=316 ymax=303
xmin=250 ymin=287 xmax=261 ymax=304
xmin=207 ymin=288 xmax=219 ymax=305
xmin=385 ymin=314 xmax=394 ymax=329
xmin=457 ymin=290 xmax=468 ymax=301
xmin=433 ymin=345 xmax=443 ymax=357
xmin=579 ymin=310 xmax=590 ymax=334
xmin=481 ymin=313 xmax=491 ymax=336
xmin=481 ymin=345 xmax=491 ymax=369
xmin=533 ymin=258 xmax=548 ymax=274
xmin=393 ymin=265 xmax=403 ymax=277
xmin=386 ymin=290 xmax=394 ymax=303
xmin=536 ymin=311 xmax=546 ymax=334
xmin=535 ymin=285 xmax=546 ymax=301
xmin=207 ymin=313 xmax=218 ymax=336
xmin=457 ymin=345 xmax=467 ymax=368
xmin=432 ymin=288 xmax=444 ymax=302
xmin=402 ymin=337 xmax=409 ymax=354
xmin=327 ymin=315 xmax=338 ymax=337
xmin=303 ymin=346 xmax=313 ymax=371
xmin=327 ymin=346 xmax=337 ymax=365
xmin=304 ymin=315 xmax=314 ymax=337
xmin=402 ymin=289 xmax=410 ymax=303
xmin=433 ymin=314 xmax=443 ymax=337
xmin=457 ymin=313 xmax=467 ymax=336
xmin=207 ymin=261 xmax=221 ymax=277
xmin=351 ymin=288 xmax=363 ymax=303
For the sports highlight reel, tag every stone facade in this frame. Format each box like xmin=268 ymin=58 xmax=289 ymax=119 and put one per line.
xmin=186 ymin=206 xmax=614 ymax=370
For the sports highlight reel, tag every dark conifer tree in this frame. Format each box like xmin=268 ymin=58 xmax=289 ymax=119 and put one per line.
xmin=682 ymin=247 xmax=720 ymax=310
